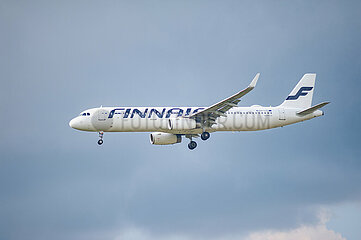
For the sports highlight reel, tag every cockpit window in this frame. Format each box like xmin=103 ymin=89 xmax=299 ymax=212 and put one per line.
xmin=87 ymin=113 xmax=90 ymax=116
xmin=79 ymin=112 xmax=90 ymax=116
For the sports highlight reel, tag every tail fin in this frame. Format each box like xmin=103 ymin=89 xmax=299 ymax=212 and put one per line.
xmin=280 ymin=73 xmax=316 ymax=108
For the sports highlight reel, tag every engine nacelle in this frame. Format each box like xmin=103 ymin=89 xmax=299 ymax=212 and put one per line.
xmin=150 ymin=132 xmax=182 ymax=145
xmin=168 ymin=118 xmax=197 ymax=130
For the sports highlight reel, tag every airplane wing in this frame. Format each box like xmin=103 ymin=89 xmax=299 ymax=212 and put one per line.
xmin=189 ymin=73 xmax=260 ymax=127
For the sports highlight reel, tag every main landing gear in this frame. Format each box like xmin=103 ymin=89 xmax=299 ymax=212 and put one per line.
xmin=186 ymin=132 xmax=211 ymax=150
xmin=186 ymin=134 xmax=197 ymax=150
xmin=98 ymin=131 xmax=104 ymax=145
xmin=188 ymin=140 xmax=197 ymax=150
xmin=201 ymin=131 xmax=210 ymax=141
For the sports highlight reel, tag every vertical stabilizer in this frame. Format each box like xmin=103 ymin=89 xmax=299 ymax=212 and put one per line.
xmin=280 ymin=73 xmax=316 ymax=108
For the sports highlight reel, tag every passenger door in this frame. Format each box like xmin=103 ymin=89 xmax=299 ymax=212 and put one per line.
xmin=97 ymin=109 xmax=109 ymax=121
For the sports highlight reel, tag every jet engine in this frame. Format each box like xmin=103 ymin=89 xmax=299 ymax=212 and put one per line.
xmin=150 ymin=132 xmax=182 ymax=145
xmin=168 ymin=118 xmax=197 ymax=130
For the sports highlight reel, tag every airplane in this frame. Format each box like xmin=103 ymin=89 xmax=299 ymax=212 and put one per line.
xmin=69 ymin=73 xmax=329 ymax=150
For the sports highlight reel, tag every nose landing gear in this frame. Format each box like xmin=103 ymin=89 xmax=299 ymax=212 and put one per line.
xmin=98 ymin=131 xmax=104 ymax=145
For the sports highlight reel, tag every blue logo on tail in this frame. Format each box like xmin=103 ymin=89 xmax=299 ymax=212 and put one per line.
xmin=286 ymin=87 xmax=313 ymax=100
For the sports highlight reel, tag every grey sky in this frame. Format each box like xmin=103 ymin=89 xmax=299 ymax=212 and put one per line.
xmin=1 ymin=1 xmax=360 ymax=240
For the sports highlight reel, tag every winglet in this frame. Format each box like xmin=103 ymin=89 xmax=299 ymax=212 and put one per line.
xmin=249 ymin=73 xmax=260 ymax=89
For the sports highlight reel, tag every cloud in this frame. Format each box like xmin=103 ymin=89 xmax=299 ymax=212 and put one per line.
xmin=245 ymin=224 xmax=345 ymax=240
xmin=245 ymin=209 xmax=345 ymax=240
xmin=112 ymin=224 xmax=345 ymax=240
xmin=111 ymin=209 xmax=345 ymax=240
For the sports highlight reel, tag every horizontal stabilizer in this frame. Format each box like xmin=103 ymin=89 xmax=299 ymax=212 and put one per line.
xmin=296 ymin=101 xmax=330 ymax=116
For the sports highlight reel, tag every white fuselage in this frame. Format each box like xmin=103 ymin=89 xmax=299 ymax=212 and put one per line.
xmin=68 ymin=73 xmax=329 ymax=149
xmin=69 ymin=106 xmax=323 ymax=134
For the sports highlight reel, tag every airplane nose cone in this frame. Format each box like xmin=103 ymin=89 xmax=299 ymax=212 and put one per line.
xmin=69 ymin=117 xmax=82 ymax=129
xmin=69 ymin=118 xmax=76 ymax=128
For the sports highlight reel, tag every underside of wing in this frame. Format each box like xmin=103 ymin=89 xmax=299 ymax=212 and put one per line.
xmin=189 ymin=73 xmax=260 ymax=127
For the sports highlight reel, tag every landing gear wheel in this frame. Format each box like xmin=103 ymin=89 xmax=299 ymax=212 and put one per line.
xmin=188 ymin=141 xmax=197 ymax=150
xmin=201 ymin=131 xmax=210 ymax=141
xmin=97 ymin=131 xmax=104 ymax=145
